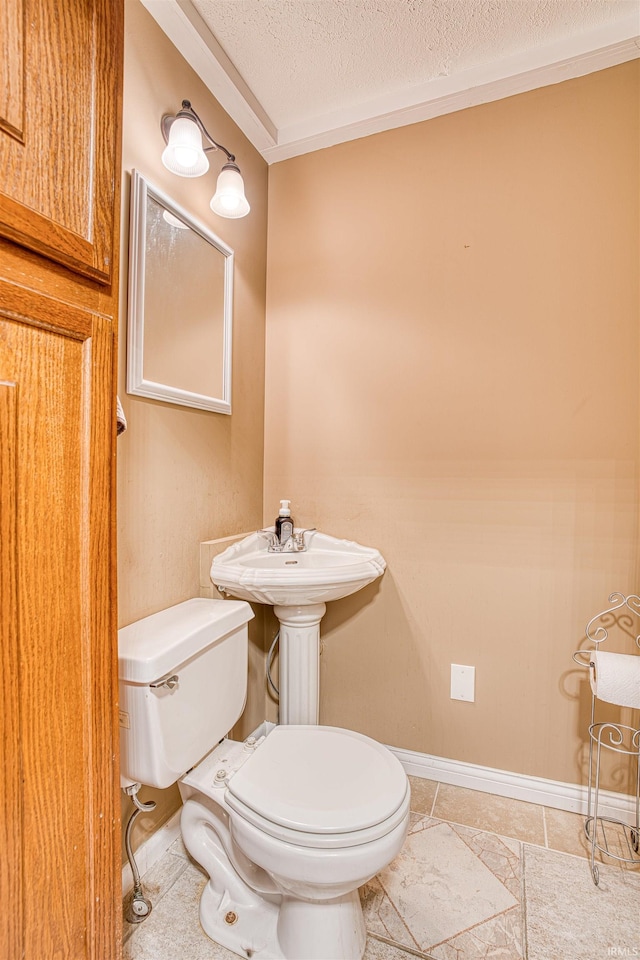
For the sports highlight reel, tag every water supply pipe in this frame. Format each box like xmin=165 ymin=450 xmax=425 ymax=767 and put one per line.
xmin=123 ymin=782 xmax=156 ymax=923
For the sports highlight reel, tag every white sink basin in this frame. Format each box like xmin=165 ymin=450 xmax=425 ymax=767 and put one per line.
xmin=210 ymin=530 xmax=386 ymax=606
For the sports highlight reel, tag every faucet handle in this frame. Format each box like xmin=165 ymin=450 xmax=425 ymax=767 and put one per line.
xmin=256 ymin=529 xmax=278 ymax=548
xmin=256 ymin=530 xmax=282 ymax=553
xmin=293 ymin=528 xmax=316 ymax=550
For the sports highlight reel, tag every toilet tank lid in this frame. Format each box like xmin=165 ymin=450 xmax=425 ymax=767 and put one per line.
xmin=118 ymin=598 xmax=254 ymax=684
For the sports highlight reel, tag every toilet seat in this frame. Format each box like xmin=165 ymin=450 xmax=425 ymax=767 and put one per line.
xmin=225 ymin=725 xmax=409 ymax=849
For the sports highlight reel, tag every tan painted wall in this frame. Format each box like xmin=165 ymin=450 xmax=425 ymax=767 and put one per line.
xmin=118 ymin=0 xmax=268 ymax=857
xmin=265 ymin=62 xmax=640 ymax=789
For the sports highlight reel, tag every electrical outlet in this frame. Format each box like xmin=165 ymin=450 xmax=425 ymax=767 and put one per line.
xmin=451 ymin=664 xmax=475 ymax=702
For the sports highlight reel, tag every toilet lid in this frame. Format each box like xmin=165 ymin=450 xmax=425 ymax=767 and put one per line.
xmin=225 ymin=725 xmax=408 ymax=836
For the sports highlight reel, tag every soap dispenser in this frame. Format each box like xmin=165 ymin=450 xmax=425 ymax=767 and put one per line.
xmin=275 ymin=499 xmax=294 ymax=546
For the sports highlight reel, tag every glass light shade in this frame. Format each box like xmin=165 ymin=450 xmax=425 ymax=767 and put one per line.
xmin=162 ymin=209 xmax=189 ymax=229
xmin=210 ymin=164 xmax=250 ymax=219
xmin=161 ymin=116 xmax=209 ymax=178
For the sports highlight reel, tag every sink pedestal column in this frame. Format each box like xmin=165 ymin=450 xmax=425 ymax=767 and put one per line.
xmin=274 ymin=602 xmax=326 ymax=725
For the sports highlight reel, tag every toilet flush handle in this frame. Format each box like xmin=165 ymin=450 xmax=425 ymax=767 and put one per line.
xmin=149 ymin=674 xmax=179 ymax=690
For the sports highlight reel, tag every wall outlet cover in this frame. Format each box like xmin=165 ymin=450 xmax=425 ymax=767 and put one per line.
xmin=451 ymin=663 xmax=475 ymax=702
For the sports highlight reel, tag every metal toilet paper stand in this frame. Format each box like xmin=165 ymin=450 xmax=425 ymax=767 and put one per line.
xmin=573 ymin=592 xmax=640 ymax=885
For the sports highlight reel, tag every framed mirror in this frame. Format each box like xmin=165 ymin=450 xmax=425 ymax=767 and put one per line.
xmin=127 ymin=169 xmax=234 ymax=414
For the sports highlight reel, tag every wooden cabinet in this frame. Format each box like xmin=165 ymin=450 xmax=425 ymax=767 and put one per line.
xmin=0 ymin=2 xmax=123 ymax=958
xmin=0 ymin=0 xmax=119 ymax=283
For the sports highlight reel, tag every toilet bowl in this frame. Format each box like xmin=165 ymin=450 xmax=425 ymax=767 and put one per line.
xmin=118 ymin=599 xmax=410 ymax=960
xmin=180 ymin=726 xmax=409 ymax=959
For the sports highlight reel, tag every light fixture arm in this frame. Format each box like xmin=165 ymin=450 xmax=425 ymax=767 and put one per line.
xmin=161 ymin=100 xmax=236 ymax=163
xmin=160 ymin=98 xmax=250 ymax=218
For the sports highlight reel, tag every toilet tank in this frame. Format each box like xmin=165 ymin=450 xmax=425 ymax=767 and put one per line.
xmin=118 ymin=598 xmax=254 ymax=789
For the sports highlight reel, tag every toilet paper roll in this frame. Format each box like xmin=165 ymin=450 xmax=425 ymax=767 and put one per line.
xmin=589 ymin=651 xmax=640 ymax=710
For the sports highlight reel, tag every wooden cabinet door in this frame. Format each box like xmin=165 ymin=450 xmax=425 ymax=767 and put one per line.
xmin=0 ymin=0 xmax=120 ymax=284
xmin=0 ymin=0 xmax=123 ymax=957
xmin=0 ymin=283 xmax=120 ymax=960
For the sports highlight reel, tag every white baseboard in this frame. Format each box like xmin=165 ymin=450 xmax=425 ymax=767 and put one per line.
xmin=122 ymin=739 xmax=638 ymax=896
xmin=388 ymin=744 xmax=637 ymax=823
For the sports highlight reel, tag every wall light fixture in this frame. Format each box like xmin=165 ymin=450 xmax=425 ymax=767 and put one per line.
xmin=161 ymin=100 xmax=250 ymax=219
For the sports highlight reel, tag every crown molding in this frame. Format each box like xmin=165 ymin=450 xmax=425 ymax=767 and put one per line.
xmin=140 ymin=0 xmax=277 ymax=153
xmin=141 ymin=2 xmax=640 ymax=165
xmin=264 ymin=31 xmax=640 ymax=163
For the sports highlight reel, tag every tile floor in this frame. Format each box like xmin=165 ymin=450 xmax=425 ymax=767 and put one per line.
xmin=123 ymin=778 xmax=640 ymax=960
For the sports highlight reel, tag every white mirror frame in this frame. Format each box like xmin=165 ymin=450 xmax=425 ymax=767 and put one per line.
xmin=126 ymin=169 xmax=234 ymax=414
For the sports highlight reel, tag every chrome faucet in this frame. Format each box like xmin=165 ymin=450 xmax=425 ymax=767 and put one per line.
xmin=256 ymin=527 xmax=316 ymax=553
xmin=293 ymin=528 xmax=316 ymax=551
xmin=256 ymin=529 xmax=278 ymax=550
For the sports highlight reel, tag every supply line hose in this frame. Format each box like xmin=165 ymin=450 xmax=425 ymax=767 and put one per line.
xmin=123 ymin=784 xmax=156 ymax=923
xmin=267 ymin=630 xmax=279 ymax=697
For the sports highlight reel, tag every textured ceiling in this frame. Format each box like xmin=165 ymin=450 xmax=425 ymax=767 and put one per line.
xmin=143 ymin=0 xmax=640 ymax=160
xmin=190 ymin=0 xmax=639 ymax=129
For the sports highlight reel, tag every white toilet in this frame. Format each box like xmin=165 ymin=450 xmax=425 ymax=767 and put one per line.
xmin=118 ymin=598 xmax=410 ymax=960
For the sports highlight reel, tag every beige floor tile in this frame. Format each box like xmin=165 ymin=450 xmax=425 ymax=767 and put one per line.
xmin=450 ymin=824 xmax=522 ymax=900
xmin=362 ymin=815 xmax=522 ymax=957
xmin=127 ymin=787 xmax=640 ymax=960
xmin=544 ymin=806 xmax=589 ymax=858
xmin=524 ymin=844 xmax=640 ymax=960
xmin=364 ymin=934 xmax=433 ymax=959
xmin=123 ymin=863 xmax=236 ymax=960
xmin=545 ymin=805 xmax=640 ymax=880
xmin=361 ymin=874 xmax=420 ymax=949
xmin=167 ymin=834 xmax=189 ymax=859
xmin=408 ymin=776 xmax=438 ymax=817
xmin=430 ymin=906 xmax=523 ymax=960
xmin=543 ymin=805 xmax=625 ymax=866
xmin=122 ymin=851 xmax=190 ymax=943
xmin=433 ymin=783 xmax=545 ymax=845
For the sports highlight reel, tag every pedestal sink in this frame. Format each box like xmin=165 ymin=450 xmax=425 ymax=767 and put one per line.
xmin=210 ymin=530 xmax=386 ymax=724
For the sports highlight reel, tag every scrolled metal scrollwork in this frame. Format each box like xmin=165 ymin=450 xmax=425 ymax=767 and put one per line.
xmin=584 ymin=592 xmax=640 ymax=648
xmin=575 ymin=591 xmax=640 ymax=886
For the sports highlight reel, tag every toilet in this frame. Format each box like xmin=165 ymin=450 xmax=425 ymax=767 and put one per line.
xmin=118 ymin=598 xmax=410 ymax=960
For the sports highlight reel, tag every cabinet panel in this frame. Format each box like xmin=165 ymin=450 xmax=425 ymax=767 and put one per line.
xmin=0 ymin=380 xmax=22 ymax=960
xmin=0 ymin=0 xmax=24 ymax=140
xmin=0 ymin=0 xmax=120 ymax=284
xmin=0 ymin=283 xmax=119 ymax=959
xmin=0 ymin=0 xmax=122 ymax=952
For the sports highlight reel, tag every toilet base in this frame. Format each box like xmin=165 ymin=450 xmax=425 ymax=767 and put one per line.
xmin=181 ymin=791 xmax=369 ymax=960
xmin=199 ymin=882 xmax=366 ymax=960
xmin=199 ymin=878 xmax=282 ymax=959
xmin=277 ymin=890 xmax=366 ymax=960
